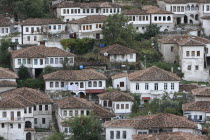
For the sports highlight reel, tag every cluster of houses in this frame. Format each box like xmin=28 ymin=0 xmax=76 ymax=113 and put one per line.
xmin=1 ymin=0 xmax=210 ymax=140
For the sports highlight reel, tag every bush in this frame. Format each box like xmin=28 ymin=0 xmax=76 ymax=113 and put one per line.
xmin=18 ymin=65 xmax=31 ymax=80
xmin=60 ymin=38 xmax=95 ymax=54
xmin=17 ymin=78 xmax=44 ymax=90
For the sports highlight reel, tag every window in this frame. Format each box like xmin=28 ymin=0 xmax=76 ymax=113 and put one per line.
xmin=80 ymin=82 xmax=84 ymax=88
xmin=63 ymin=110 xmax=67 ymax=116
xmin=69 ymin=58 xmax=73 ymax=63
xmin=75 ymin=110 xmax=78 ymax=116
xmin=121 ymin=104 xmax=124 ymax=109
xmin=167 ymin=16 xmax=171 ymax=21
xmin=123 ymin=131 xmax=126 ymax=139
xmin=99 ymin=81 xmax=102 ymax=87
xmin=171 ymin=83 xmax=174 ymax=90
xmin=60 ymin=58 xmax=64 ymax=64
xmin=164 ymin=83 xmax=167 ymax=90
xmin=63 ymin=9 xmax=66 ymax=14
xmin=207 ymin=5 xmax=210 ymax=11
xmin=104 ymin=101 xmax=107 ymax=107
xmin=53 ymin=25 xmax=56 ymax=30
xmin=2 ymin=123 xmax=4 ymax=128
xmin=39 ymin=105 xmax=42 ymax=111
xmin=65 ymin=128 xmax=68 ymax=133
xmin=88 ymin=81 xmax=92 ymax=87
xmin=121 ymin=54 xmax=125 ymax=59
xmin=154 ymin=83 xmax=158 ymax=90
xmin=26 ymin=27 xmax=29 ymax=32
xmin=145 ymin=83 xmax=149 ymax=90
xmin=42 ymin=118 xmax=46 ymax=124
xmin=50 ymin=58 xmax=54 ymax=64
xmin=50 ymin=82 xmax=53 ymax=88
xmin=159 ymin=16 xmax=162 ymax=21
xmin=114 ymin=55 xmax=117 ymax=59
xmin=130 ymin=54 xmax=133 ymax=59
xmin=186 ymin=51 xmax=190 ymax=56
xmin=24 ymin=108 xmax=27 ymax=113
xmin=18 ymin=59 xmax=21 ymax=65
xmin=1 ymin=28 xmax=4 ymax=33
xmin=10 ymin=123 xmax=13 ymax=128
xmin=173 ymin=6 xmax=176 ymax=12
xmin=136 ymin=83 xmax=139 ymax=90
xmin=69 ymin=110 xmax=73 ymax=116
xmin=27 ymin=36 xmax=30 ymax=41
xmin=40 ymin=59 xmax=43 ymax=65
xmin=17 ymin=111 xmax=21 ymax=117
xmin=55 ymin=82 xmax=59 ymax=87
xmin=61 ymin=82 xmax=64 ymax=88
xmin=154 ymin=16 xmax=157 ymax=21
xmin=163 ymin=16 xmax=166 ymax=21
xmin=197 ymin=51 xmax=200 ymax=56
xmin=29 ymin=107 xmax=32 ymax=113
xmin=23 ymin=59 xmax=26 ymax=65
xmin=34 ymin=106 xmax=36 ymax=111
xmin=2 ymin=112 xmax=7 ymax=118
xmin=192 ymin=51 xmax=195 ymax=56
xmin=171 ymin=46 xmax=174 ymax=52
xmin=45 ymin=105 xmax=48 ymax=111
xmin=120 ymin=82 xmax=124 ymax=87
xmin=31 ymin=27 xmax=34 ymax=33
xmin=55 ymin=58 xmax=58 ymax=64
xmin=177 ymin=6 xmax=180 ymax=12
xmin=78 ymin=9 xmax=80 ymax=13
xmin=199 ymin=115 xmax=202 ymax=120
xmin=110 ymin=131 xmax=114 ymax=139
xmin=93 ymin=81 xmax=97 ymax=87
xmin=116 ymin=131 xmax=120 ymax=139
xmin=188 ymin=65 xmax=191 ymax=70
xmin=45 ymin=58 xmax=49 ymax=64
xmin=27 ymin=59 xmax=31 ymax=64
xmin=195 ymin=65 xmax=199 ymax=70
xmin=116 ymin=104 xmax=119 ymax=109
xmin=17 ymin=123 xmax=21 ymax=129
xmin=34 ymin=59 xmax=38 ymax=65
xmin=126 ymin=104 xmax=129 ymax=109
xmin=181 ymin=6 xmax=184 ymax=12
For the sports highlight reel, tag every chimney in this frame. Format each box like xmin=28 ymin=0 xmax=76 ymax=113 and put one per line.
xmin=171 ymin=67 xmax=174 ymax=73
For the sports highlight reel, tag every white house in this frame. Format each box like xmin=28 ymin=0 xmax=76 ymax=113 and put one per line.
xmin=53 ymin=2 xmax=121 ymax=22
xmin=55 ymin=96 xmax=115 ymax=135
xmin=68 ymin=15 xmax=107 ymax=39
xmin=112 ymin=66 xmax=180 ymax=104
xmin=157 ymin=0 xmax=210 ymax=25
xmin=10 ymin=45 xmax=75 ymax=77
xmin=43 ymin=69 xmax=107 ymax=101
xmin=124 ymin=6 xmax=174 ymax=33
xmin=133 ymin=132 xmax=208 ymax=140
xmin=183 ymin=101 xmax=210 ymax=124
xmin=0 ymin=87 xmax=53 ymax=140
xmin=104 ymin=113 xmax=201 ymax=140
xmin=0 ymin=67 xmax=18 ymax=93
xmin=201 ymin=16 xmax=210 ymax=37
xmin=100 ymin=44 xmax=137 ymax=63
xmin=21 ymin=18 xmax=67 ymax=45
xmin=0 ymin=16 xmax=22 ymax=44
xmin=158 ymin=35 xmax=210 ymax=82
xmin=98 ymin=90 xmax=134 ymax=118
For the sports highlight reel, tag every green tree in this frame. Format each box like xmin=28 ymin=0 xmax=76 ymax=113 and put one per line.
xmin=60 ymin=38 xmax=95 ymax=55
xmin=102 ymin=14 xmax=137 ymax=47
xmin=44 ymin=132 xmax=65 ymax=140
xmin=67 ymin=115 xmax=102 ymax=140
xmin=42 ymin=66 xmax=56 ymax=75
xmin=17 ymin=78 xmax=44 ymax=90
xmin=0 ymin=136 xmax=4 ymax=140
xmin=0 ymin=38 xmax=12 ymax=67
xmin=136 ymin=24 xmax=160 ymax=41
xmin=17 ymin=65 xmax=31 ymax=80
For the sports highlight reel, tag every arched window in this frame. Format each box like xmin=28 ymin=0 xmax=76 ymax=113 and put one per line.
xmin=88 ymin=81 xmax=92 ymax=87
xmin=26 ymin=132 xmax=31 ymax=140
xmin=93 ymin=81 xmax=97 ymax=87
xmin=191 ymin=5 xmax=194 ymax=11
xmin=167 ymin=16 xmax=171 ymax=21
xmin=70 ymin=82 xmax=73 ymax=85
xmin=104 ymin=101 xmax=107 ymax=107
xmin=75 ymin=82 xmax=78 ymax=86
xmin=195 ymin=14 xmax=199 ymax=21
xmin=80 ymin=82 xmax=84 ymax=88
xmin=99 ymin=81 xmax=102 ymax=87
xmin=25 ymin=121 xmax=32 ymax=128
xmin=186 ymin=5 xmax=190 ymax=11
xmin=190 ymin=14 xmax=194 ymax=18
xmin=195 ymin=5 xmax=199 ymax=10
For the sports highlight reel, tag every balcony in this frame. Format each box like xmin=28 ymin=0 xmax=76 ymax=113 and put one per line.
xmin=0 ymin=117 xmax=24 ymax=122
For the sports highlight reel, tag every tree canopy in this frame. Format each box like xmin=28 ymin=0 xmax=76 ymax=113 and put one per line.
xmin=0 ymin=38 xmax=12 ymax=67
xmin=102 ymin=14 xmax=137 ymax=47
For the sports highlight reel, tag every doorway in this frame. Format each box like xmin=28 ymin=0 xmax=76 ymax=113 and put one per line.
xmin=184 ymin=15 xmax=188 ymax=24
xmin=177 ymin=17 xmax=181 ymax=25
xmin=26 ymin=132 xmax=31 ymax=140
xmin=35 ymin=68 xmax=43 ymax=78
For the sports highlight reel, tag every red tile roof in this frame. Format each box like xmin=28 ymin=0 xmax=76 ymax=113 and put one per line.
xmin=10 ymin=45 xmax=75 ymax=58
xmin=21 ymin=18 xmax=64 ymax=25
xmin=132 ymin=132 xmax=208 ymax=140
xmin=123 ymin=9 xmax=149 ymax=15
xmin=192 ymin=87 xmax=210 ymax=97
xmin=104 ymin=113 xmax=197 ymax=129
xmin=69 ymin=15 xmax=107 ymax=24
xmin=0 ymin=67 xmax=18 ymax=79
xmin=98 ymin=90 xmax=134 ymax=101
xmin=54 ymin=2 xmax=121 ymax=8
xmin=43 ymin=69 xmax=107 ymax=81
xmin=182 ymin=101 xmax=210 ymax=112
